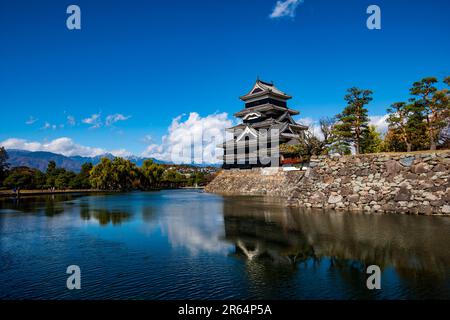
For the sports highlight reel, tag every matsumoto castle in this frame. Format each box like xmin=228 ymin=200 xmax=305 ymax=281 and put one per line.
xmin=220 ymin=79 xmax=308 ymax=169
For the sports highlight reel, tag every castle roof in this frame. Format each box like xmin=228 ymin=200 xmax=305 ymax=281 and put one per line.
xmin=233 ymin=104 xmax=300 ymax=118
xmin=240 ymin=79 xmax=292 ymax=101
xmin=219 ymin=79 xmax=308 ymax=152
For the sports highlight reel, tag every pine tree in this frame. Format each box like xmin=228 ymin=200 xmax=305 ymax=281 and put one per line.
xmin=409 ymin=77 xmax=448 ymax=150
xmin=333 ymin=87 xmax=373 ymax=154
xmin=0 ymin=147 xmax=9 ymax=184
xmin=386 ymin=102 xmax=428 ymax=152
xmin=438 ymin=76 xmax=450 ymax=148
xmin=360 ymin=125 xmax=383 ymax=154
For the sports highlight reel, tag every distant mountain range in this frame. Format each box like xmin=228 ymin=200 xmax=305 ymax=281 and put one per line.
xmin=5 ymin=149 xmax=165 ymax=172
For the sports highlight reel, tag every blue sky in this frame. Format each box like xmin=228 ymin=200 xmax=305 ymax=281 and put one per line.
xmin=1 ymin=0 xmax=449 ymax=160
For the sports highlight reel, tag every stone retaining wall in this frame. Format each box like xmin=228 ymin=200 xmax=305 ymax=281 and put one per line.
xmin=205 ymin=167 xmax=303 ymax=197
xmin=205 ymin=151 xmax=450 ymax=215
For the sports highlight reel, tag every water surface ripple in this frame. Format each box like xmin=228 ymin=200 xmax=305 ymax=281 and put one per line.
xmin=1 ymin=190 xmax=449 ymax=299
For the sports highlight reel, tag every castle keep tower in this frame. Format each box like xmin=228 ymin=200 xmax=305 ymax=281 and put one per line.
xmin=221 ymin=80 xmax=308 ymax=169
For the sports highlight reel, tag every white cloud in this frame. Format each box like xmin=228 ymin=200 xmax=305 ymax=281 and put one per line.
xmin=269 ymin=0 xmax=303 ymax=19
xmin=81 ymin=113 xmax=130 ymax=129
xmin=142 ymin=112 xmax=233 ymax=164
xmin=297 ymin=115 xmax=389 ymax=140
xmin=105 ymin=113 xmax=131 ymax=126
xmin=0 ymin=137 xmax=123 ymax=158
xmin=297 ymin=117 xmax=324 ymax=140
xmin=25 ymin=116 xmax=38 ymax=125
xmin=82 ymin=113 xmax=102 ymax=129
xmin=369 ymin=115 xmax=389 ymax=134
xmin=141 ymin=135 xmax=153 ymax=144
xmin=41 ymin=122 xmax=58 ymax=130
xmin=67 ymin=115 xmax=76 ymax=126
xmin=82 ymin=113 xmax=100 ymax=124
xmin=162 ymin=205 xmax=231 ymax=256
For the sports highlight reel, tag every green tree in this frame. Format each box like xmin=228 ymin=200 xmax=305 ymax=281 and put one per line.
xmin=111 ymin=157 xmax=139 ymax=191
xmin=407 ymin=103 xmax=430 ymax=150
xmin=188 ymin=171 xmax=206 ymax=187
xmin=81 ymin=162 xmax=93 ymax=174
xmin=141 ymin=159 xmax=164 ymax=189
xmin=162 ymin=169 xmax=186 ymax=188
xmin=387 ymin=102 xmax=411 ymax=152
xmin=89 ymin=158 xmax=114 ymax=190
xmin=386 ymin=102 xmax=428 ymax=152
xmin=328 ymin=139 xmax=352 ymax=155
xmin=410 ymin=77 xmax=449 ymax=150
xmin=438 ymin=76 xmax=450 ymax=148
xmin=55 ymin=170 xmax=76 ymax=190
xmin=302 ymin=117 xmax=337 ymax=156
xmin=34 ymin=170 xmax=47 ymax=189
xmin=3 ymin=167 xmax=38 ymax=189
xmin=44 ymin=161 xmax=81 ymax=190
xmin=0 ymin=147 xmax=9 ymax=185
xmin=286 ymin=117 xmax=349 ymax=158
xmin=333 ymin=87 xmax=373 ymax=154
xmin=46 ymin=160 xmax=57 ymax=175
xmin=45 ymin=160 xmax=57 ymax=187
xmin=360 ymin=125 xmax=383 ymax=154
xmin=90 ymin=157 xmax=139 ymax=191
xmin=383 ymin=128 xmax=406 ymax=152
xmin=445 ymin=76 xmax=450 ymax=86
xmin=70 ymin=162 xmax=93 ymax=189
xmin=317 ymin=117 xmax=352 ymax=155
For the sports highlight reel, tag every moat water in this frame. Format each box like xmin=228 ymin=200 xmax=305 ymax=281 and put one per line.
xmin=1 ymin=190 xmax=449 ymax=299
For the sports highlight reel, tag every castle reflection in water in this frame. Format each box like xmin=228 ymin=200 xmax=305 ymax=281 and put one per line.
xmin=1 ymin=191 xmax=449 ymax=299
xmin=222 ymin=196 xmax=450 ymax=282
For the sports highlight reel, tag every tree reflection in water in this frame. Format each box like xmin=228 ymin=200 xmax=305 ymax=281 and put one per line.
xmin=1 ymin=191 xmax=449 ymax=299
xmin=0 ymin=194 xmax=74 ymax=216
xmin=80 ymin=206 xmax=131 ymax=226
xmin=222 ymin=196 xmax=450 ymax=295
